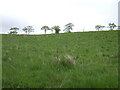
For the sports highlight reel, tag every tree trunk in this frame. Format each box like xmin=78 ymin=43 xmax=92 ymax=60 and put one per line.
xmin=45 ymin=29 xmax=46 ymax=34
xmin=55 ymin=30 xmax=59 ymax=34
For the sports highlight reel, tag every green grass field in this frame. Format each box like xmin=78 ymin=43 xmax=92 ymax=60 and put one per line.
xmin=2 ymin=30 xmax=118 ymax=88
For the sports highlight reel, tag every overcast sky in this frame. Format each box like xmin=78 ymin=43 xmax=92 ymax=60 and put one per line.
xmin=0 ymin=0 xmax=119 ymax=34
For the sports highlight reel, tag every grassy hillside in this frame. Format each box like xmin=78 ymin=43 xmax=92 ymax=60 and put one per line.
xmin=2 ymin=30 xmax=118 ymax=88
